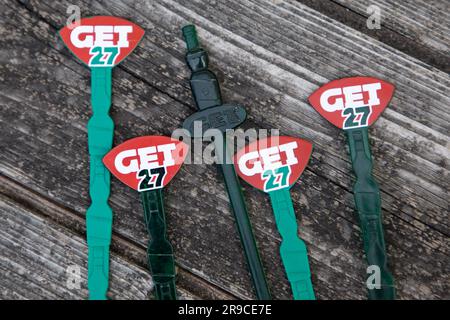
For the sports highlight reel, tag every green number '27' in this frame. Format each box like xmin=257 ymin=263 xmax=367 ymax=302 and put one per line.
xmin=262 ymin=166 xmax=291 ymax=192
xmin=343 ymin=106 xmax=371 ymax=129
xmin=89 ymin=47 xmax=119 ymax=66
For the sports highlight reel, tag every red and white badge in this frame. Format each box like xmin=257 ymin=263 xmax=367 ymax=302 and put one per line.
xmin=103 ymin=136 xmax=188 ymax=192
xmin=308 ymin=77 xmax=395 ymax=130
xmin=233 ymin=136 xmax=312 ymax=192
xmin=59 ymin=16 xmax=144 ymax=67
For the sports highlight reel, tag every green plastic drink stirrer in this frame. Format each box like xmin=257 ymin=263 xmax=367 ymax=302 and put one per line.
xmin=103 ymin=136 xmax=188 ymax=300
xmin=59 ymin=16 xmax=145 ymax=299
xmin=308 ymin=77 xmax=396 ymax=299
xmin=181 ymin=25 xmax=271 ymax=299
xmin=234 ymin=136 xmax=316 ymax=300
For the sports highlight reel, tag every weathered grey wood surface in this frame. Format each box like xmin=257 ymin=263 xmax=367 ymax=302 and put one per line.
xmin=333 ymin=0 xmax=450 ymax=58
xmin=0 ymin=0 xmax=449 ymax=299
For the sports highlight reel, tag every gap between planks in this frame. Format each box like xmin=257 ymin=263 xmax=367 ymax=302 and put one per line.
xmin=0 ymin=173 xmax=237 ymax=300
xmin=296 ymin=0 xmax=450 ymax=73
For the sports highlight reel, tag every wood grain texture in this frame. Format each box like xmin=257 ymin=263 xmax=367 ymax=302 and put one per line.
xmin=296 ymin=0 xmax=450 ymax=72
xmin=0 ymin=175 xmax=232 ymax=300
xmin=0 ymin=192 xmax=199 ymax=300
xmin=332 ymin=0 xmax=450 ymax=57
xmin=0 ymin=0 xmax=449 ymax=299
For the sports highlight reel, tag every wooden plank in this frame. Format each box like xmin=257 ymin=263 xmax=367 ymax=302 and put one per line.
xmin=0 ymin=175 xmax=235 ymax=300
xmin=0 ymin=0 xmax=448 ymax=299
xmin=332 ymin=0 xmax=450 ymax=57
xmin=296 ymin=0 xmax=450 ymax=72
xmin=0 ymin=192 xmax=198 ymax=300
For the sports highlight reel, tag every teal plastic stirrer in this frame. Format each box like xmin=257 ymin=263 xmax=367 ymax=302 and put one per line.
xmin=59 ymin=16 xmax=144 ymax=299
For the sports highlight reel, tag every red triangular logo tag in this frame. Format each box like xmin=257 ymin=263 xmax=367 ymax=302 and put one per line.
xmin=233 ymin=136 xmax=312 ymax=192
xmin=59 ymin=16 xmax=144 ymax=67
xmin=308 ymin=77 xmax=395 ymax=130
xmin=103 ymin=136 xmax=188 ymax=191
